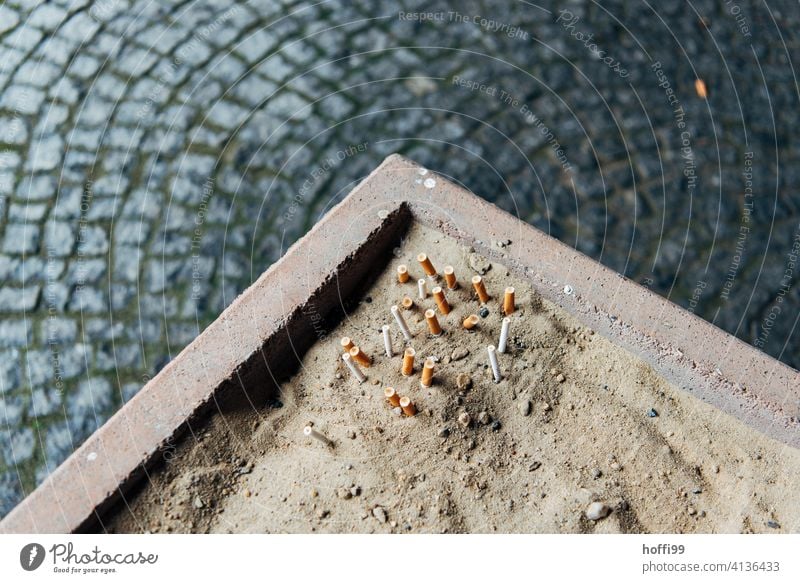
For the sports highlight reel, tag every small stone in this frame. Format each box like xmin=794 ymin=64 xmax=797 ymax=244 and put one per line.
xmin=316 ymin=509 xmax=329 ymax=519
xmin=336 ymin=487 xmax=352 ymax=500
xmin=372 ymin=506 xmax=387 ymax=523
xmin=592 ymin=468 xmax=602 ymax=479
xmin=469 ymin=253 xmax=491 ymax=274
xmin=438 ymin=427 xmax=450 ymax=438
xmin=610 ymin=462 xmax=622 ymax=471
xmin=479 ymin=306 xmax=489 ymax=318
xmin=477 ymin=411 xmax=490 ymax=425
xmin=350 ymin=486 xmax=361 ymax=497
xmin=193 ymin=496 xmax=204 ymax=509
xmin=243 ymin=489 xmax=251 ymax=498
xmin=491 ymin=421 xmax=502 ymax=432
xmin=585 ymin=502 xmax=611 ymax=521
xmin=451 ymin=347 xmax=469 ymax=361
xmin=766 ymin=520 xmax=780 ymax=529
xmin=456 ymin=373 xmax=472 ymax=390
xmin=647 ymin=408 xmax=658 ymax=418
xmin=556 ymin=374 xmax=565 ymax=383
xmin=310 ymin=489 xmax=318 ymax=498
xmin=519 ymin=400 xmax=532 ymax=416
xmin=687 ymin=507 xmax=697 ymax=516
xmin=458 ymin=412 xmax=471 ymax=428
xmin=346 ymin=430 xmax=356 ymax=439
xmin=542 ymin=403 xmax=552 ymax=412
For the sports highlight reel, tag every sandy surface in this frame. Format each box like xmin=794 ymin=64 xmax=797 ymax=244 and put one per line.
xmin=104 ymin=223 xmax=800 ymax=534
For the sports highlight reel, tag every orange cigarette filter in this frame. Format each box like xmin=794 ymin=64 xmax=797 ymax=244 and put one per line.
xmin=425 ymin=309 xmax=442 ymax=336
xmin=432 ymin=286 xmax=451 ymax=315
xmin=402 ymin=347 xmax=416 ymax=376
xmin=401 ymin=296 xmax=414 ymax=310
xmin=397 ymin=264 xmax=409 ymax=283
xmin=421 ymin=358 xmax=435 ymax=387
xmin=340 ymin=336 xmax=355 ymax=352
xmin=462 ymin=314 xmax=479 ymax=330
xmin=503 ymin=286 xmax=515 ymax=315
xmin=384 ymin=387 xmax=401 ymax=407
xmin=695 ymin=78 xmax=708 ymax=99
xmin=472 ymin=275 xmax=490 ymax=303
xmin=417 ymin=253 xmax=437 ymax=276
xmin=349 ymin=346 xmax=371 ymax=367
xmin=444 ymin=266 xmax=457 ymax=290
xmin=399 ymin=396 xmax=417 ymax=417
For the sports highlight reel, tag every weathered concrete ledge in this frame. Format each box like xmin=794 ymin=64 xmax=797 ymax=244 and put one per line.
xmin=2 ymin=154 xmax=798 ymax=533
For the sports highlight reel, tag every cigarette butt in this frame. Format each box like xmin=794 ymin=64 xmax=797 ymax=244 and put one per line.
xmin=340 ymin=336 xmax=355 ymax=352
xmin=695 ymin=78 xmax=708 ymax=99
xmin=487 ymin=344 xmax=502 ymax=383
xmin=342 ymin=352 xmax=366 ymax=383
xmin=503 ymin=286 xmax=515 ymax=315
xmin=498 ymin=317 xmax=510 ymax=354
xmin=384 ymin=387 xmax=401 ymax=407
xmin=420 ymin=358 xmax=435 ymax=387
xmin=463 ymin=314 xmax=480 ymax=330
xmin=397 ymin=264 xmax=410 ymax=283
xmin=418 ymin=278 xmax=427 ymax=300
xmin=391 ymin=305 xmax=413 ymax=341
xmin=417 ymin=253 xmax=436 ymax=277
xmin=304 ymin=426 xmax=333 ymax=447
xmin=444 ymin=266 xmax=457 ymax=290
xmin=382 ymin=325 xmax=393 ymax=357
xmin=349 ymin=346 xmax=371 ymax=367
xmin=401 ymin=296 xmax=414 ymax=310
xmin=432 ymin=286 xmax=451 ymax=315
xmin=425 ymin=309 xmax=442 ymax=336
xmin=399 ymin=396 xmax=417 ymax=416
xmin=402 ymin=347 xmax=416 ymax=376
xmin=472 ymin=275 xmax=490 ymax=303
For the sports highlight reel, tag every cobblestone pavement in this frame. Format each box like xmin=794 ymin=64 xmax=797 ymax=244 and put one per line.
xmin=1 ymin=0 xmax=799 ymax=516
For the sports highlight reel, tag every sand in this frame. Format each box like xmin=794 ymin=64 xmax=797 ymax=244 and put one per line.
xmin=104 ymin=223 xmax=800 ymax=534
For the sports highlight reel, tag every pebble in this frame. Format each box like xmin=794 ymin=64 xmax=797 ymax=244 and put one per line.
xmin=346 ymin=430 xmax=357 ymax=439
xmin=372 ymin=506 xmax=387 ymax=523
xmin=647 ymin=408 xmax=658 ymax=418
xmin=243 ymin=489 xmax=251 ymax=498
xmin=336 ymin=487 xmax=352 ymax=500
xmin=438 ymin=427 xmax=450 ymax=438
xmin=610 ymin=462 xmax=621 ymax=471
xmin=456 ymin=373 xmax=472 ymax=390
xmin=585 ymin=502 xmax=612 ymax=521
xmin=350 ymin=486 xmax=361 ymax=497
xmin=310 ymin=489 xmax=318 ymax=498
xmin=556 ymin=374 xmax=565 ymax=383
xmin=766 ymin=520 xmax=780 ymax=529
xmin=469 ymin=253 xmax=491 ymax=274
xmin=491 ymin=420 xmax=502 ymax=432
xmin=687 ymin=507 xmax=697 ymax=516
xmin=193 ymin=496 xmax=204 ymax=509
xmin=592 ymin=468 xmax=602 ymax=479
xmin=479 ymin=306 xmax=489 ymax=318
xmin=316 ymin=509 xmax=329 ymax=519
xmin=542 ymin=403 xmax=551 ymax=412
xmin=451 ymin=347 xmax=469 ymax=361
xmin=458 ymin=412 xmax=471 ymax=428
xmin=519 ymin=400 xmax=532 ymax=416
xmin=477 ymin=411 xmax=490 ymax=425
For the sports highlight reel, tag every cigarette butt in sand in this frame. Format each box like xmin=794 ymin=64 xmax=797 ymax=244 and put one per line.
xmin=382 ymin=325 xmax=393 ymax=357
xmin=463 ymin=314 xmax=480 ymax=330
xmin=402 ymin=347 xmax=416 ymax=376
xmin=432 ymin=286 xmax=451 ymax=315
xmin=418 ymin=278 xmax=428 ymax=300
xmin=420 ymin=358 xmax=435 ymax=388
xmin=349 ymin=346 xmax=371 ymax=367
xmin=397 ymin=264 xmax=410 ymax=283
xmin=342 ymin=352 xmax=366 ymax=383
xmin=487 ymin=344 xmax=502 ymax=383
xmin=391 ymin=305 xmax=413 ymax=341
xmin=472 ymin=275 xmax=490 ymax=303
xmin=399 ymin=396 xmax=417 ymax=416
xmin=503 ymin=287 xmax=515 ymax=315
xmin=498 ymin=317 xmax=511 ymax=354
xmin=401 ymin=296 xmax=414 ymax=310
xmin=304 ymin=426 xmax=333 ymax=447
xmin=444 ymin=266 xmax=457 ymax=290
xmin=695 ymin=78 xmax=708 ymax=99
xmin=417 ymin=253 xmax=436 ymax=277
xmin=340 ymin=336 xmax=355 ymax=352
xmin=425 ymin=309 xmax=442 ymax=336
xmin=384 ymin=387 xmax=401 ymax=407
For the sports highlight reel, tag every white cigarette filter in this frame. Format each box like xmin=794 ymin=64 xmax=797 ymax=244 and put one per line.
xmin=418 ymin=278 xmax=428 ymax=300
xmin=382 ymin=325 xmax=393 ymax=357
xmin=498 ymin=317 xmax=511 ymax=354
xmin=304 ymin=426 xmax=333 ymax=447
xmin=487 ymin=344 xmax=502 ymax=383
xmin=342 ymin=352 xmax=366 ymax=383
xmin=391 ymin=305 xmax=413 ymax=341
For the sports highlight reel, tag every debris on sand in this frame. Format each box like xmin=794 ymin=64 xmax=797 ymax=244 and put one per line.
xmin=586 ymin=502 xmax=612 ymax=521
xmin=372 ymin=506 xmax=387 ymax=523
xmin=469 ymin=253 xmax=492 ymax=274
